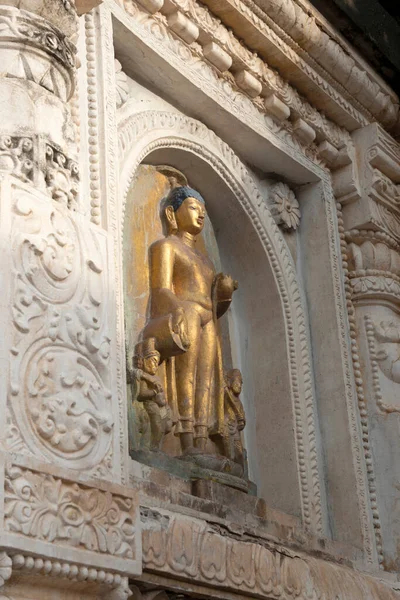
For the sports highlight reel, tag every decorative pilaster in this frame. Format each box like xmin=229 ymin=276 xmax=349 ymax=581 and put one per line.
xmin=340 ymin=123 xmax=400 ymax=570
xmin=0 ymin=2 xmax=142 ymax=595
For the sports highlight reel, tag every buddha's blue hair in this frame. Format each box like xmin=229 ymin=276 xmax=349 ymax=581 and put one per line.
xmin=166 ymin=186 xmax=205 ymax=212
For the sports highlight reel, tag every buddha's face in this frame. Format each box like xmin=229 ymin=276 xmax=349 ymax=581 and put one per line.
xmin=174 ymin=197 xmax=206 ymax=235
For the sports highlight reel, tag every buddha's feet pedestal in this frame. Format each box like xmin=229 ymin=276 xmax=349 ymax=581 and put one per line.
xmin=131 ymin=449 xmax=250 ymax=492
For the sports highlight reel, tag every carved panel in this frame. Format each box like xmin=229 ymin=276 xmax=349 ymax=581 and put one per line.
xmin=122 ymin=0 xmax=349 ymax=160
xmin=4 ymin=465 xmax=136 ymax=558
xmin=0 ymin=136 xmax=79 ymax=209
xmin=7 ymin=182 xmax=113 ymax=473
xmin=119 ymin=0 xmax=371 ymax=135
xmin=366 ymin=314 xmax=400 ymax=414
xmin=141 ymin=510 xmax=400 ymax=599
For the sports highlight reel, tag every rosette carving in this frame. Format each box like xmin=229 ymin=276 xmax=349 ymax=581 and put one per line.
xmin=270 ymin=182 xmax=301 ymax=231
xmin=25 ymin=346 xmax=112 ymax=456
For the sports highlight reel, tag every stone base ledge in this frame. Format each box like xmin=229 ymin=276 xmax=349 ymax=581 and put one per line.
xmin=0 ymin=454 xmax=398 ymax=599
xmin=129 ymin=458 xmax=363 ymax=568
xmin=0 ymin=452 xmax=142 ymax=592
xmin=140 ymin=507 xmax=400 ymax=600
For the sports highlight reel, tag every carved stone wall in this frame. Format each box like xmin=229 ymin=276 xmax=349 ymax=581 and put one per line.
xmin=5 ymin=180 xmax=113 ymax=475
xmin=1 ymin=0 xmax=400 ymax=596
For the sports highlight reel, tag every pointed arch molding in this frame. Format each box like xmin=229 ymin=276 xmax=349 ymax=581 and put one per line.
xmin=117 ymin=108 xmax=323 ymax=533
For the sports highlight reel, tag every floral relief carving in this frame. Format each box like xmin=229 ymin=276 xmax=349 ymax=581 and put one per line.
xmin=0 ymin=136 xmax=80 ymax=211
xmin=4 ymin=466 xmax=137 ymax=558
xmin=0 ymin=136 xmax=34 ymax=183
xmin=375 ymin=204 xmax=400 ymax=244
xmin=270 ymin=182 xmax=301 ymax=231
xmin=8 ymin=185 xmax=113 ymax=471
xmin=45 ymin=145 xmax=79 ymax=210
xmin=13 ymin=192 xmax=81 ymax=303
xmin=26 ymin=346 xmax=112 ymax=456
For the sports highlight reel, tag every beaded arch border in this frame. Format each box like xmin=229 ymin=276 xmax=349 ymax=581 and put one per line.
xmin=117 ymin=109 xmax=323 ymax=533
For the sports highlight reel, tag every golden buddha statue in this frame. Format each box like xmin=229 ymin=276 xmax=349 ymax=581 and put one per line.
xmin=141 ymin=186 xmax=238 ymax=457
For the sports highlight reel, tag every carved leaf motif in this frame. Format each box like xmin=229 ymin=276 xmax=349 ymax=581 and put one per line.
xmin=255 ymin=545 xmax=276 ymax=594
xmin=226 ymin=539 xmax=256 ymax=588
xmin=376 ymin=205 xmax=400 ymax=243
xmin=199 ymin=531 xmax=226 ymax=581
xmin=12 ymin=275 xmax=47 ymax=333
xmin=15 ymin=198 xmax=81 ymax=304
xmin=25 ymin=212 xmax=76 ymax=281
xmin=167 ymin=518 xmax=202 ymax=577
xmin=4 ymin=467 xmax=136 ymax=557
xmin=142 ymin=518 xmax=168 ymax=569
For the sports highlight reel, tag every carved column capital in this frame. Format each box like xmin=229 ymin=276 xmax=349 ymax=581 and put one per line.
xmin=0 ymin=0 xmax=79 ymax=38
xmin=337 ymin=124 xmax=400 ymax=310
xmin=0 ymin=5 xmax=77 ymax=102
xmin=345 ymin=229 xmax=400 ymax=308
xmin=341 ymin=124 xmax=400 ymax=242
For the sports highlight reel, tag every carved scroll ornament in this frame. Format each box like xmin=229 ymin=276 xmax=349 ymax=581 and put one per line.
xmin=8 ymin=183 xmax=113 ymax=473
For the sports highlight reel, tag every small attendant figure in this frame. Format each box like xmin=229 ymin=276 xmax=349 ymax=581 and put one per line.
xmin=133 ymin=338 xmax=172 ymax=451
xmin=223 ymin=369 xmax=246 ymax=470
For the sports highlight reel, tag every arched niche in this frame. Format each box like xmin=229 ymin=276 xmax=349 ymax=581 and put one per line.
xmin=118 ymin=109 xmax=322 ymax=530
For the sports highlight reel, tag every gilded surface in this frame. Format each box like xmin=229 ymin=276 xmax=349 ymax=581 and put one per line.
xmin=124 ymin=166 xmax=245 ymax=469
